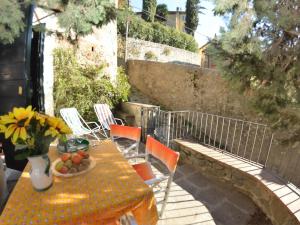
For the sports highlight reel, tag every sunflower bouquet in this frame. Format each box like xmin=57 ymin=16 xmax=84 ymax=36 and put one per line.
xmin=0 ymin=106 xmax=72 ymax=160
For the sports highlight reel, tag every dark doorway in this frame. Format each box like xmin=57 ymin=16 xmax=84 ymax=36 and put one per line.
xmin=0 ymin=5 xmax=45 ymax=171
xmin=31 ymin=24 xmax=45 ymax=113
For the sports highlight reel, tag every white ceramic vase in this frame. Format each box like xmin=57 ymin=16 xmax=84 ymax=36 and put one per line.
xmin=27 ymin=154 xmax=53 ymax=191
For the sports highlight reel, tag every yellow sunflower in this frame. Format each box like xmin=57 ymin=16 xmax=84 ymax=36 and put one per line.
xmin=45 ymin=127 xmax=59 ymax=138
xmin=0 ymin=106 xmax=34 ymax=143
xmin=35 ymin=112 xmax=47 ymax=126
xmin=0 ymin=124 xmax=6 ymax=133
xmin=45 ymin=117 xmax=72 ymax=137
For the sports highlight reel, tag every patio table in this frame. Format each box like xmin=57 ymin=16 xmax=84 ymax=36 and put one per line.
xmin=0 ymin=140 xmax=158 ymax=225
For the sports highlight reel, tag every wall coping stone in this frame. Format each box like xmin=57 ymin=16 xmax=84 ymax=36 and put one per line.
xmin=121 ymin=102 xmax=159 ymax=108
xmin=174 ymin=139 xmax=300 ymax=225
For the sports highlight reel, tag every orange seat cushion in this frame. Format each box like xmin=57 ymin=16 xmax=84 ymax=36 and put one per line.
xmin=132 ymin=162 xmax=155 ymax=181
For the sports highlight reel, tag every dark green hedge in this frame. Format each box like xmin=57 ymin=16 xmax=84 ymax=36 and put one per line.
xmin=117 ymin=10 xmax=198 ymax=53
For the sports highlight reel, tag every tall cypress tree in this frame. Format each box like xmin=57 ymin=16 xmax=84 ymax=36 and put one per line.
xmin=155 ymin=4 xmax=168 ymax=22
xmin=185 ymin=0 xmax=200 ymax=36
xmin=142 ymin=0 xmax=157 ymax=22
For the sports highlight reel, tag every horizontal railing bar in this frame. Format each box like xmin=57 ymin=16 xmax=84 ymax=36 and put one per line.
xmin=159 ymin=110 xmax=268 ymax=127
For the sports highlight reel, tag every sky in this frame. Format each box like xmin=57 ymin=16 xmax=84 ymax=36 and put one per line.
xmin=129 ymin=0 xmax=226 ymax=47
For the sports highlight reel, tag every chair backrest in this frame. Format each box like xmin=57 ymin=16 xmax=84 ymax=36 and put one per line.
xmin=110 ymin=124 xmax=141 ymax=142
xmin=94 ymin=104 xmax=116 ymax=130
xmin=60 ymin=108 xmax=88 ymax=135
xmin=145 ymin=136 xmax=180 ymax=173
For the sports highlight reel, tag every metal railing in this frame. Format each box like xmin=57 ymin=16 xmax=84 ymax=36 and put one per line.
xmin=141 ymin=108 xmax=273 ymax=168
xmin=141 ymin=107 xmax=300 ymax=188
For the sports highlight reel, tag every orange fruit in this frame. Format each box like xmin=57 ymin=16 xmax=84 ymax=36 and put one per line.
xmin=61 ymin=153 xmax=71 ymax=162
xmin=77 ymin=150 xmax=86 ymax=157
xmin=72 ymin=154 xmax=82 ymax=165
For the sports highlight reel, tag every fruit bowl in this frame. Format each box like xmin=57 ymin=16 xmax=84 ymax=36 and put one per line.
xmin=51 ymin=151 xmax=96 ymax=177
xmin=57 ymin=138 xmax=89 ymax=154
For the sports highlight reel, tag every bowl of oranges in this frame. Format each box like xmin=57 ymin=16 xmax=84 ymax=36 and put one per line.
xmin=51 ymin=150 xmax=96 ymax=177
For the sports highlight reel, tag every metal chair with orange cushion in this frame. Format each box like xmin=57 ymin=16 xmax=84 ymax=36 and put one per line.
xmin=110 ymin=124 xmax=141 ymax=157
xmin=131 ymin=136 xmax=180 ymax=217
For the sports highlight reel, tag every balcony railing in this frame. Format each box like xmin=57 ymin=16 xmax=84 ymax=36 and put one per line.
xmin=140 ymin=107 xmax=300 ymax=188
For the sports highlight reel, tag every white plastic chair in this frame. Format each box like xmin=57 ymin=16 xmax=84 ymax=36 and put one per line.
xmin=94 ymin=104 xmax=124 ymax=138
xmin=60 ymin=108 xmax=103 ymax=141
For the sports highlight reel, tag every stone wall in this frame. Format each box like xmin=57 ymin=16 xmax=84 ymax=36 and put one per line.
xmin=127 ymin=60 xmax=256 ymax=119
xmin=127 ymin=60 xmax=300 ymax=187
xmin=127 ymin=38 xmax=200 ymax=65
xmin=33 ymin=6 xmax=118 ymax=116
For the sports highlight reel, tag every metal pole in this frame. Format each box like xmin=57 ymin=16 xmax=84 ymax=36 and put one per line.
xmin=124 ymin=16 xmax=130 ymax=62
xmin=166 ymin=112 xmax=172 ymax=147
xmin=140 ymin=107 xmax=144 ymax=141
xmin=264 ymin=134 xmax=274 ymax=168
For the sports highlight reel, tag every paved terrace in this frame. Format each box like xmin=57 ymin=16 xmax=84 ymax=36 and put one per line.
xmin=118 ymin=139 xmax=272 ymax=225
xmin=152 ymin=161 xmax=272 ymax=225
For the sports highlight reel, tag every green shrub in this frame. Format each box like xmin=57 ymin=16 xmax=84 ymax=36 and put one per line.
xmin=115 ymin=67 xmax=130 ymax=103
xmin=53 ymin=48 xmax=130 ymax=121
xmin=117 ymin=9 xmax=198 ymax=52
xmin=144 ymin=51 xmax=157 ymax=60
xmin=130 ymin=46 xmax=140 ymax=57
xmin=162 ymin=47 xmax=171 ymax=56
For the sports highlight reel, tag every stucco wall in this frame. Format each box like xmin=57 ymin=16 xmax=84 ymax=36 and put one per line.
xmin=127 ymin=60 xmax=300 ymax=187
xmin=127 ymin=38 xmax=200 ymax=65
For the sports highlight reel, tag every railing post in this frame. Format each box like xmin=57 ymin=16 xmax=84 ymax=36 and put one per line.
xmin=166 ymin=112 xmax=172 ymax=147
xmin=140 ymin=107 xmax=145 ymax=142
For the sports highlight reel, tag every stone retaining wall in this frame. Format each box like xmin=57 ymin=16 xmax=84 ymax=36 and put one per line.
xmin=127 ymin=38 xmax=200 ymax=65
xmin=174 ymin=139 xmax=300 ymax=225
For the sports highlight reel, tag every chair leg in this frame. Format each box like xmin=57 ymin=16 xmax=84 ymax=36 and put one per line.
xmin=135 ymin=142 xmax=140 ymax=155
xmin=134 ymin=142 xmax=140 ymax=163
xmin=98 ymin=124 xmax=109 ymax=138
xmin=91 ymin=132 xmax=101 ymax=141
xmin=159 ymin=174 xmax=173 ymax=218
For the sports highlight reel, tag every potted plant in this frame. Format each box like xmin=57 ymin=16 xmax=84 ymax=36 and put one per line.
xmin=0 ymin=106 xmax=72 ymax=191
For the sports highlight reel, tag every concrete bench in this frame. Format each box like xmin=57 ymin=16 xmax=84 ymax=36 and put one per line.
xmin=173 ymin=139 xmax=300 ymax=225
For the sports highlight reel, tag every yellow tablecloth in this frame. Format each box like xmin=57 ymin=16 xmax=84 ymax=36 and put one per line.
xmin=0 ymin=140 xmax=158 ymax=225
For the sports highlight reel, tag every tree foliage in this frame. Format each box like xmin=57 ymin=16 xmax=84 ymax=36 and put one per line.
xmin=0 ymin=0 xmax=25 ymax=44
xmin=118 ymin=9 xmax=198 ymax=52
xmin=0 ymin=0 xmax=116 ymax=44
xmin=142 ymin=0 xmax=157 ymax=22
xmin=155 ymin=4 xmax=168 ymax=22
xmin=208 ymin=0 xmax=300 ymax=116
xmin=185 ymin=0 xmax=201 ymax=35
